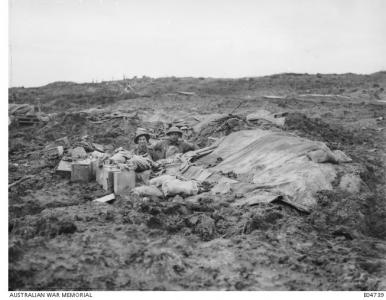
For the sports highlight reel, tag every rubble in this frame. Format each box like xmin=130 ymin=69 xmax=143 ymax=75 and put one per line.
xmin=92 ymin=193 xmax=115 ymax=203
xmin=8 ymin=73 xmax=386 ymax=291
xmin=43 ymin=146 xmax=64 ymax=158
xmin=55 ymin=137 xmax=70 ymax=148
xmin=246 ymin=109 xmax=286 ymax=127
xmin=70 ymin=147 xmax=88 ymax=159
xmin=9 ymin=103 xmax=50 ymax=126
xmin=9 ymin=103 xmax=35 ymax=115
xmin=9 ymin=175 xmax=33 ymax=189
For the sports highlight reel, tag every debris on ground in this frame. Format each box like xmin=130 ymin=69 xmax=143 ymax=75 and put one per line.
xmin=8 ymin=73 xmax=386 ymax=290
xmin=246 ymin=109 xmax=286 ymax=127
xmin=93 ymin=193 xmax=116 ymax=203
xmin=9 ymin=103 xmax=50 ymax=126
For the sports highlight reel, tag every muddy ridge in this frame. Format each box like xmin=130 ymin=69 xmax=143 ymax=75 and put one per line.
xmin=9 ymin=74 xmax=386 ymax=290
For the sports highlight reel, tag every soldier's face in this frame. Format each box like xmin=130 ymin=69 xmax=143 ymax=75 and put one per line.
xmin=138 ymin=136 xmax=147 ymax=146
xmin=169 ymin=133 xmax=179 ymax=142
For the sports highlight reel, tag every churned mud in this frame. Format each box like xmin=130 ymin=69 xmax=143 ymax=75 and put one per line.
xmin=9 ymin=73 xmax=386 ymax=290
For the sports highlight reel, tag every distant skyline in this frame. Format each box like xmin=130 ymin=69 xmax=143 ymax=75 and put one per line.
xmin=9 ymin=0 xmax=386 ymax=87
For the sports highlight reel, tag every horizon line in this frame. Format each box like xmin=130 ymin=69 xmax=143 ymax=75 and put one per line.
xmin=9 ymin=70 xmax=386 ymax=89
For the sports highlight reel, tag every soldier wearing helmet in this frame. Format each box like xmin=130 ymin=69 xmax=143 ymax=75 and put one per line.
xmin=153 ymin=126 xmax=198 ymax=159
xmin=133 ymin=128 xmax=156 ymax=160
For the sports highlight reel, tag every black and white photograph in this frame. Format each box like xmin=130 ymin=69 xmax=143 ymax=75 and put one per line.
xmin=7 ymin=0 xmax=386 ymax=294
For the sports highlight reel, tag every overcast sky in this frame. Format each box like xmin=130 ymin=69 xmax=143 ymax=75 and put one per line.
xmin=9 ymin=0 xmax=386 ymax=87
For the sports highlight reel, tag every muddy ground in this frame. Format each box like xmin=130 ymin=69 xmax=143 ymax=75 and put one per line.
xmin=8 ymin=73 xmax=386 ymax=290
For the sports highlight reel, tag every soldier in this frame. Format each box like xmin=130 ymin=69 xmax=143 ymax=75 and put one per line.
xmin=153 ymin=126 xmax=198 ymax=159
xmin=133 ymin=128 xmax=155 ymax=160
xmin=132 ymin=128 xmax=156 ymax=184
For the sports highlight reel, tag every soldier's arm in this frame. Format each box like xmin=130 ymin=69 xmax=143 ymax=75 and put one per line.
xmin=182 ymin=140 xmax=199 ymax=152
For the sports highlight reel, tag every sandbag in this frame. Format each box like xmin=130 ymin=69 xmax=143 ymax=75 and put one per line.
xmin=332 ymin=150 xmax=352 ymax=163
xmin=132 ymin=185 xmax=163 ymax=198
xmin=149 ymin=175 xmax=177 ymax=187
xmin=129 ymin=155 xmax=153 ymax=171
xmin=307 ymin=149 xmax=337 ymax=164
xmin=339 ymin=174 xmax=362 ymax=193
xmin=162 ymin=179 xmax=199 ymax=197
xmin=71 ymin=147 xmax=87 ymax=159
xmin=110 ymin=153 xmax=126 ymax=163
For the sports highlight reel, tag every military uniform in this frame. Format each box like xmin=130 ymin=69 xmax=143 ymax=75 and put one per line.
xmin=153 ymin=139 xmax=197 ymax=159
xmin=133 ymin=145 xmax=156 ymax=161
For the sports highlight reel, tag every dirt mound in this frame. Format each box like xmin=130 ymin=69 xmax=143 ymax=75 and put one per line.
xmin=309 ymin=190 xmax=369 ymax=239
xmin=34 ymin=112 xmax=140 ymax=147
xmin=284 ymin=112 xmax=372 ymax=148
xmin=193 ymin=115 xmax=250 ymax=147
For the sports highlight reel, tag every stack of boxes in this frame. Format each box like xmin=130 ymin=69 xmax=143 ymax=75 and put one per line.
xmin=56 ymin=148 xmax=136 ymax=195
